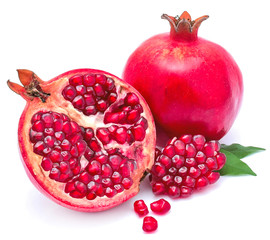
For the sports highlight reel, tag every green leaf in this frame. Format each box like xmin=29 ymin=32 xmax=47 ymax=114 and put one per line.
xmin=219 ymin=149 xmax=257 ymax=176
xmin=221 ymin=143 xmax=265 ymax=159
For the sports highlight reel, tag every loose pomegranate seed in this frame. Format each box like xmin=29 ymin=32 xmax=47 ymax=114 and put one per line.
xmin=142 ymin=216 xmax=158 ymax=233
xmin=150 ymin=198 xmax=171 ymax=214
xmin=134 ymin=200 xmax=149 ymax=217
xmin=150 ymin=134 xmax=225 ymax=198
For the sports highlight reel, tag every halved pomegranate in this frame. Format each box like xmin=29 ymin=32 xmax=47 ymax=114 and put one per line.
xmin=8 ymin=69 xmax=156 ymax=212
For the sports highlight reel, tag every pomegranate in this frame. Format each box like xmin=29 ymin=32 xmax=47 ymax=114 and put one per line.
xmin=123 ymin=11 xmax=243 ymax=140
xmin=8 ymin=69 xmax=156 ymax=212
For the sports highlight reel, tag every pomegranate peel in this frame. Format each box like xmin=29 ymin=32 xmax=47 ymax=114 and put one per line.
xmin=8 ymin=69 xmax=156 ymax=212
xmin=123 ymin=11 xmax=243 ymax=140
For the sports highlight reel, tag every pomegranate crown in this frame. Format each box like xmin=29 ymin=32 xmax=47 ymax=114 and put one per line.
xmin=161 ymin=11 xmax=209 ymax=41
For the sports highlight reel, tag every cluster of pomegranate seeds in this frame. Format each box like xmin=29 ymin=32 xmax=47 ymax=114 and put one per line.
xmin=150 ymin=134 xmax=226 ymax=198
xmin=64 ymin=150 xmax=136 ymax=199
xmin=30 ymin=111 xmax=136 ymax=200
xmin=62 ymin=74 xmax=117 ymax=116
xmin=30 ymin=111 xmax=86 ymax=182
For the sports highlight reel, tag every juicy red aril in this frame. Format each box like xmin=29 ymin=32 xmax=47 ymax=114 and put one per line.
xmin=30 ymin=110 xmax=137 ymax=201
xmin=150 ymin=198 xmax=171 ymax=214
xmin=142 ymin=216 xmax=158 ymax=233
xmin=134 ymin=199 xmax=149 ymax=217
xmin=62 ymin=73 xmax=118 ymax=116
xmin=150 ymin=134 xmax=226 ymax=198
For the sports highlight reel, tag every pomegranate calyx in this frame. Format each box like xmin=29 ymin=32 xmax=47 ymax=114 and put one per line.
xmin=7 ymin=69 xmax=50 ymax=102
xmin=161 ymin=11 xmax=209 ymax=41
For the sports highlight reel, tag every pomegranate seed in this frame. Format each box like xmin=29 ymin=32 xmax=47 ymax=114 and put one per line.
xmin=131 ymin=125 xmax=145 ymax=141
xmin=205 ymin=157 xmax=218 ymax=170
xmin=119 ymin=163 xmax=131 ymax=177
xmin=134 ymin=200 xmax=149 ymax=217
xmin=173 ymin=139 xmax=185 ymax=155
xmin=83 ymin=74 xmax=95 ymax=86
xmin=62 ymin=121 xmax=72 ymax=135
xmin=151 ymin=162 xmax=166 ymax=178
xmin=111 ymin=171 xmax=122 ymax=184
xmin=41 ymin=157 xmax=53 ymax=171
xmin=150 ymin=199 xmax=171 ymax=214
xmin=185 ymin=143 xmax=196 ymax=157
xmin=180 ymin=134 xmax=192 ymax=143
xmin=95 ymin=74 xmax=107 ymax=85
xmin=216 ymin=153 xmax=226 ymax=170
xmin=32 ymin=120 xmax=45 ymax=132
xmin=114 ymin=184 xmax=124 ymax=193
xmin=72 ymin=95 xmax=85 ymax=110
xmin=114 ymin=127 xmax=127 ymax=144
xmin=55 ymin=131 xmax=65 ymax=141
xmin=122 ymin=177 xmax=133 ymax=189
xmin=49 ymin=167 xmax=60 ymax=180
xmin=49 ymin=150 xmax=63 ymax=163
xmin=206 ymin=171 xmax=220 ymax=184
xmin=53 ymin=119 xmax=63 ymax=131
xmin=33 ymin=141 xmax=46 ymax=155
xmin=163 ymin=145 xmax=175 ymax=158
xmin=108 ymin=93 xmax=117 ymax=104
xmin=105 ymin=78 xmax=115 ymax=91
xmin=125 ymin=92 xmax=139 ymax=106
xmin=88 ymin=138 xmax=101 ymax=152
xmin=196 ymin=176 xmax=209 ymax=189
xmin=142 ymin=216 xmax=158 ymax=233
xmin=168 ymin=185 xmax=180 ymax=198
xmin=101 ymin=164 xmax=113 ymax=177
xmin=193 ymin=135 xmax=206 ymax=150
xmin=102 ymin=178 xmax=113 ymax=187
xmin=136 ymin=117 xmax=148 ymax=130
xmin=93 ymin=83 xmax=105 ymax=97
xmin=75 ymin=85 xmax=86 ymax=95
xmin=87 ymin=160 xmax=102 ymax=175
xmin=31 ymin=112 xmax=42 ymax=123
xmin=61 ymin=139 xmax=71 ymax=151
xmin=105 ymin=187 xmax=117 ymax=198
xmin=151 ymin=182 xmax=166 ymax=195
xmin=171 ymin=155 xmax=185 ymax=168
xmin=84 ymin=106 xmax=97 ymax=116
xmin=29 ymin=130 xmax=44 ymax=143
xmin=69 ymin=75 xmax=83 ymax=86
xmin=95 ymin=154 xmax=108 ymax=164
xmin=185 ymin=157 xmax=196 ymax=167
xmin=84 ymin=93 xmax=95 ymax=106
xmin=108 ymin=154 xmax=122 ymax=170
xmin=62 ymin=85 xmax=77 ymax=101
xmin=203 ymin=142 xmax=215 ymax=157
xmin=157 ymin=155 xmax=172 ymax=168
xmin=195 ymin=151 xmax=206 ymax=164
xmin=84 ymin=128 xmax=94 ymax=140
xmin=41 ymin=113 xmax=54 ymax=128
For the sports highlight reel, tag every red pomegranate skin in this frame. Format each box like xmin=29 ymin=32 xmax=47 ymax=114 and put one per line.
xmin=123 ymin=11 xmax=243 ymax=140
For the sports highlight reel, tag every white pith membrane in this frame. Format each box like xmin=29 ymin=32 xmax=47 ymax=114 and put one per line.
xmin=19 ymin=69 xmax=155 ymax=212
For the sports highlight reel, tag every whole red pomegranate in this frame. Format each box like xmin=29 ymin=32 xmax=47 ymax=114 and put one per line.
xmin=8 ymin=69 xmax=156 ymax=212
xmin=123 ymin=11 xmax=243 ymax=140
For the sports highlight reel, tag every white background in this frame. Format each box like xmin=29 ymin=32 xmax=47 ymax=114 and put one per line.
xmin=1 ymin=0 xmax=269 ymax=239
